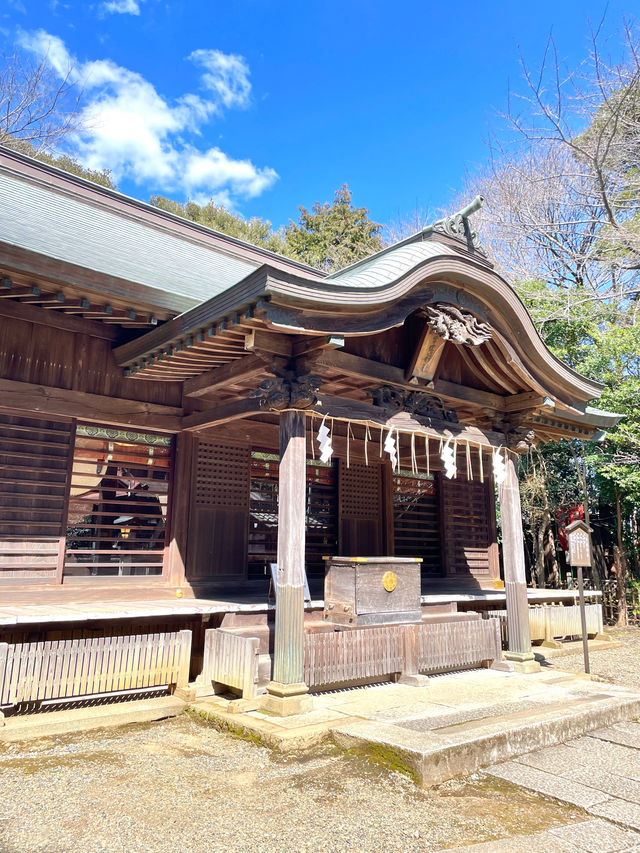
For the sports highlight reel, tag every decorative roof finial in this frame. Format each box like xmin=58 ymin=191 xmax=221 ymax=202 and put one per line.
xmin=431 ymin=195 xmax=485 ymax=254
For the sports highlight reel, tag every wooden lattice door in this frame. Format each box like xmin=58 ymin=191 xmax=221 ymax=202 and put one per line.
xmin=188 ymin=441 xmax=250 ymax=582
xmin=338 ymin=460 xmax=383 ymax=556
xmin=440 ymin=476 xmax=498 ymax=584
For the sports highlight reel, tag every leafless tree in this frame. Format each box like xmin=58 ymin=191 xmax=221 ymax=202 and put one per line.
xmin=0 ymin=49 xmax=82 ymax=152
xmin=458 ymin=20 xmax=640 ymax=315
xmin=384 ymin=205 xmax=434 ymax=245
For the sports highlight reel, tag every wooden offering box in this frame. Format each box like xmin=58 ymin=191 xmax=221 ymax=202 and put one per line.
xmin=323 ymin=556 xmax=422 ymax=626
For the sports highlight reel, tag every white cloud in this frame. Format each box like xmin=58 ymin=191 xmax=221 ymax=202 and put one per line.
xmin=17 ymin=30 xmax=278 ymax=205
xmin=102 ymin=0 xmax=141 ymax=15
xmin=189 ymin=49 xmax=251 ymax=109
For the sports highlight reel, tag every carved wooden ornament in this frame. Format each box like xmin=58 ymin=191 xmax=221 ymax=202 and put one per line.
xmin=425 ymin=304 xmax=492 ymax=346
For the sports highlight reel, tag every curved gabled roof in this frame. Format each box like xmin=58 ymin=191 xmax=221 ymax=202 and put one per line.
xmin=116 ymin=235 xmax=606 ymax=412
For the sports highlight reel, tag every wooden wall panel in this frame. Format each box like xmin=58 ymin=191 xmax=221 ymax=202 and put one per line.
xmin=187 ymin=441 xmax=250 ymax=582
xmin=440 ymin=476 xmax=497 ymax=585
xmin=0 ymin=316 xmax=181 ymax=407
xmin=338 ymin=461 xmax=383 ymax=556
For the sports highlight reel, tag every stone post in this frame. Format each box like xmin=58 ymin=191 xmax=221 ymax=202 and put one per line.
xmin=263 ymin=410 xmax=313 ymax=715
xmin=498 ymin=451 xmax=540 ymax=673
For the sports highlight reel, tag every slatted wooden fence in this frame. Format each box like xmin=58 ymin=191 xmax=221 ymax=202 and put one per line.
xmin=418 ymin=618 xmax=502 ymax=673
xmin=486 ymin=603 xmax=603 ymax=644
xmin=200 ymin=629 xmax=260 ymax=699
xmin=304 ymin=625 xmax=405 ymax=688
xmin=303 ymin=619 xmax=501 ymax=690
xmin=0 ymin=630 xmax=191 ymax=707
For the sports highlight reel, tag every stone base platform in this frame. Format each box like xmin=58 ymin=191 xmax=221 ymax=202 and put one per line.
xmin=193 ymin=668 xmax=640 ymax=786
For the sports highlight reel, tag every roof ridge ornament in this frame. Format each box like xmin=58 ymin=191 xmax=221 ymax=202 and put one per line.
xmin=431 ymin=195 xmax=487 ymax=255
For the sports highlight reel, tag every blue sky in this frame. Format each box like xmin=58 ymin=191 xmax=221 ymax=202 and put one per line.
xmin=1 ymin=0 xmax=635 ymax=230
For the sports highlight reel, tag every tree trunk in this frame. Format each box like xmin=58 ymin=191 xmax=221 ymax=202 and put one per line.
xmin=615 ymin=486 xmax=628 ymax=628
xmin=542 ymin=509 xmax=559 ymax=588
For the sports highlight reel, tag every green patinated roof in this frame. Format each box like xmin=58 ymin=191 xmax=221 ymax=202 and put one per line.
xmin=0 ymin=147 xmax=319 ymax=315
xmin=326 ymin=241 xmax=456 ymax=289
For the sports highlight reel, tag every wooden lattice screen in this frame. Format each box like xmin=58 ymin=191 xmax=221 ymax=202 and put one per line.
xmin=188 ymin=441 xmax=250 ymax=581
xmin=64 ymin=425 xmax=171 ymax=578
xmin=0 ymin=413 xmax=73 ymax=581
xmin=248 ymin=453 xmax=338 ymax=583
xmin=393 ymin=472 xmax=442 ymax=575
xmin=338 ymin=460 xmax=383 ymax=556
xmin=440 ymin=476 xmax=496 ymax=582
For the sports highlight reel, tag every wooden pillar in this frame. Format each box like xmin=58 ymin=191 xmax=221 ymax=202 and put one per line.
xmin=263 ymin=411 xmax=313 ymax=715
xmin=498 ymin=452 xmax=540 ymax=673
xmin=167 ymin=432 xmax=194 ymax=588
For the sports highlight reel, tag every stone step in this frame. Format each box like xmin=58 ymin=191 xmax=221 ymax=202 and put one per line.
xmin=0 ymin=695 xmax=186 ymax=742
xmin=332 ymin=688 xmax=640 ymax=787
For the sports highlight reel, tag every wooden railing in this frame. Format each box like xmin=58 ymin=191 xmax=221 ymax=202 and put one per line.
xmin=486 ymin=603 xmax=603 ymax=644
xmin=0 ymin=630 xmax=191 ymax=708
xmin=200 ymin=629 xmax=260 ymax=699
xmin=303 ymin=619 xmax=501 ymax=690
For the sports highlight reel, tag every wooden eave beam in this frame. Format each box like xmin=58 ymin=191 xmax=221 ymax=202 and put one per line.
xmin=183 ymin=354 xmax=269 ymax=399
xmin=315 ymin=349 xmax=506 ymax=410
xmin=182 ymin=397 xmax=264 ymax=431
xmin=0 ymin=378 xmax=181 ymax=432
xmin=503 ymin=391 xmax=554 ymax=413
xmin=0 ymin=293 xmax=118 ymax=340
xmin=244 ymin=328 xmax=293 ymax=359
xmin=292 ymin=334 xmax=345 ymax=358
xmin=316 ymin=394 xmax=505 ymax=448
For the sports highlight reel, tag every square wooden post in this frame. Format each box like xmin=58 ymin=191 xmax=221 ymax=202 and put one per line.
xmin=498 ymin=452 xmax=540 ymax=673
xmin=263 ymin=411 xmax=313 ymax=715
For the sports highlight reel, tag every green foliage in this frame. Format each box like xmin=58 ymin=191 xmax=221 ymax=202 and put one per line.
xmin=149 ymin=195 xmax=287 ymax=254
xmin=282 ymin=184 xmax=384 ymax=272
xmin=4 ymin=137 xmax=115 ymax=189
xmin=151 ymin=184 xmax=384 ymax=274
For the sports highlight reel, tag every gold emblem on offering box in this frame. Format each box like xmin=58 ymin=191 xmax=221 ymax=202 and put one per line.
xmin=382 ymin=571 xmax=397 ymax=592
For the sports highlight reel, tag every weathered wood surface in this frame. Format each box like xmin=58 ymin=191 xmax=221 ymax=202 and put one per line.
xmin=498 ymin=453 xmax=533 ymax=655
xmin=271 ymin=411 xmax=307 ymax=687
xmin=405 ymin=324 xmax=445 ymax=382
xmin=417 ymin=619 xmax=501 ymax=673
xmin=0 ymin=379 xmax=181 ymax=432
xmin=200 ymin=628 xmax=260 ymax=699
xmin=323 ymin=556 xmax=421 ymax=626
xmin=182 ymin=354 xmax=267 ymax=399
xmin=303 ymin=619 xmax=501 ymax=689
xmin=187 ymin=441 xmax=249 ymax=582
xmin=303 ymin=625 xmax=404 ymax=688
xmin=0 ymin=629 xmax=191 ymax=706
xmin=487 ymin=603 xmax=603 ymax=644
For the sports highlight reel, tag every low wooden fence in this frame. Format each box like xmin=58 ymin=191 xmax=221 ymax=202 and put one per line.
xmin=0 ymin=630 xmax=191 ymax=708
xmin=303 ymin=619 xmax=501 ymax=691
xmin=303 ymin=625 xmax=405 ymax=689
xmin=486 ymin=603 xmax=603 ymax=644
xmin=200 ymin=629 xmax=260 ymax=699
xmin=418 ymin=619 xmax=502 ymax=673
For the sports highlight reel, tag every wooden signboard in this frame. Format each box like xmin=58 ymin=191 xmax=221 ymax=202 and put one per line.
xmin=567 ymin=520 xmax=593 ymax=567
xmin=565 ymin=519 xmax=593 ymax=674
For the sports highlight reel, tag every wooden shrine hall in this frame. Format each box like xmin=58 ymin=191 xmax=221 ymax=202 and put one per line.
xmin=0 ymin=147 xmax=619 ymax=714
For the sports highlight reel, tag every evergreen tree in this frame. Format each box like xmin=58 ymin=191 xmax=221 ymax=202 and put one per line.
xmin=283 ymin=184 xmax=383 ymax=272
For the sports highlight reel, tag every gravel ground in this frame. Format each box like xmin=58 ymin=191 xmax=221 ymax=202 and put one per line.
xmin=546 ymin=626 xmax=640 ymax=689
xmin=0 ymin=713 xmax=582 ymax=853
xmin=3 ymin=629 xmax=638 ymax=853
